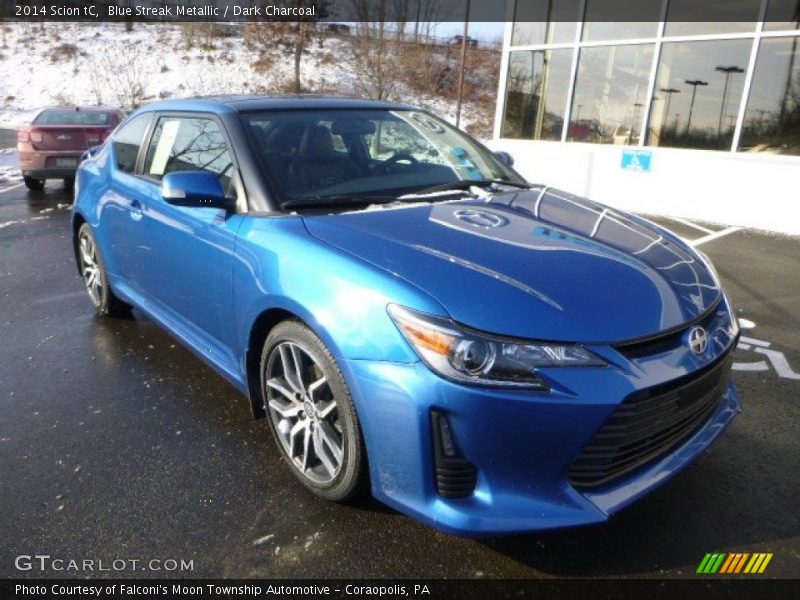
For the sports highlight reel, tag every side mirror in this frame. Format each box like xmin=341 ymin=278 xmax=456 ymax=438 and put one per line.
xmin=82 ymin=145 xmax=103 ymax=160
xmin=161 ymin=171 xmax=230 ymax=209
xmin=494 ymin=151 xmax=515 ymax=168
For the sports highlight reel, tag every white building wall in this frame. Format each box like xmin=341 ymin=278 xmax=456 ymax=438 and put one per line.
xmin=487 ymin=139 xmax=800 ymax=235
xmin=493 ymin=1 xmax=800 ymax=236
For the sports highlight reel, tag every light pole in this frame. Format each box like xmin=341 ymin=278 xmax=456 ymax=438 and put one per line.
xmin=715 ymin=65 xmax=745 ymax=136
xmin=684 ymin=79 xmax=709 ymax=135
xmin=630 ymin=102 xmax=645 ymax=144
xmin=455 ymin=0 xmax=471 ymax=128
xmin=660 ymin=87 xmax=681 ymax=134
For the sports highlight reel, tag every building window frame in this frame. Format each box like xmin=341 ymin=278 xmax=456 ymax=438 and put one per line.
xmin=496 ymin=0 xmax=800 ymax=154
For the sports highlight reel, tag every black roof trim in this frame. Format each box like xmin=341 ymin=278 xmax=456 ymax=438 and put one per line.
xmin=187 ymin=94 xmax=418 ymax=112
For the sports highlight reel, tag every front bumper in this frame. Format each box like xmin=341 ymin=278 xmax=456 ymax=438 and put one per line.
xmin=342 ymin=336 xmax=740 ymax=537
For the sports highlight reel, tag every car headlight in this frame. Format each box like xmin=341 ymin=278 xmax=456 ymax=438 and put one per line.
xmin=696 ymin=251 xmax=740 ymax=337
xmin=387 ymin=305 xmax=606 ymax=390
xmin=695 ymin=249 xmax=721 ymax=286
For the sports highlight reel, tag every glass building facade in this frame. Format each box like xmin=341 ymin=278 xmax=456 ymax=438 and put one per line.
xmin=499 ymin=0 xmax=800 ymax=156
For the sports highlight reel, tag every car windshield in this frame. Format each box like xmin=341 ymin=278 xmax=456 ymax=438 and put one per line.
xmin=34 ymin=110 xmax=113 ymax=126
xmin=241 ymin=109 xmax=525 ymax=209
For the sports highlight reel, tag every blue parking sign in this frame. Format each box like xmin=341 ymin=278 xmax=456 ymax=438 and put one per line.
xmin=621 ymin=149 xmax=652 ymax=172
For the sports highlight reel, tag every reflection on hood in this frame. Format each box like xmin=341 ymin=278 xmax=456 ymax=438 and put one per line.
xmin=303 ymin=187 xmax=720 ymax=342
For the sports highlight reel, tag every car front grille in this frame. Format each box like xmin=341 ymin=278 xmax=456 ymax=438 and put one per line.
xmin=568 ymin=349 xmax=734 ymax=488
xmin=613 ymin=298 xmax=721 ymax=359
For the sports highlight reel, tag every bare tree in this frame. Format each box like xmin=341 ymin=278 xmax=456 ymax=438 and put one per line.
xmin=123 ymin=0 xmax=133 ymax=32
xmin=413 ymin=0 xmax=442 ymax=43
xmin=347 ymin=0 xmax=397 ymax=101
xmin=244 ymin=0 xmax=329 ymax=93
xmin=391 ymin=0 xmax=412 ymax=41
xmin=88 ymin=42 xmax=148 ymax=108
xmin=180 ymin=23 xmax=198 ymax=50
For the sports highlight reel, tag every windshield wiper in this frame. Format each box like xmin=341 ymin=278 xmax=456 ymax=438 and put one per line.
xmin=282 ymin=180 xmax=532 ymax=210
xmin=412 ymin=179 xmax=532 ymax=196
xmin=281 ymin=195 xmax=397 ymax=210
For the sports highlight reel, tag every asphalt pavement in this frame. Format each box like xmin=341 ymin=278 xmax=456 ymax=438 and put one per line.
xmin=1 ymin=178 xmax=798 ymax=579
xmin=0 ymin=129 xmax=17 ymax=149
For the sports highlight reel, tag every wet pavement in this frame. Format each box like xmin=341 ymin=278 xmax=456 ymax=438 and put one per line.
xmin=0 ymin=129 xmax=17 ymax=148
xmin=1 ymin=180 xmax=799 ymax=579
xmin=0 ymin=130 xmax=21 ymax=186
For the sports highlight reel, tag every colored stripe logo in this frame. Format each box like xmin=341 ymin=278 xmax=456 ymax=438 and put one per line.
xmin=697 ymin=552 xmax=773 ymax=574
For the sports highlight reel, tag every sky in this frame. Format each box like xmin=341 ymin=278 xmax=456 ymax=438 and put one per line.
xmin=433 ymin=21 xmax=506 ymax=44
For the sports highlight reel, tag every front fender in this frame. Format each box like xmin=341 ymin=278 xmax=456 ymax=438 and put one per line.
xmin=233 ymin=215 xmax=445 ymax=367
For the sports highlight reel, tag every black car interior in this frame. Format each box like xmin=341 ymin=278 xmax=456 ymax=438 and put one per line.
xmin=247 ymin=116 xmax=456 ymax=200
xmin=288 ymin=125 xmax=362 ymax=192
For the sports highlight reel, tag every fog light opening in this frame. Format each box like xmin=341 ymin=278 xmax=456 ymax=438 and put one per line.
xmin=438 ymin=413 xmax=457 ymax=458
xmin=431 ymin=411 xmax=477 ymax=499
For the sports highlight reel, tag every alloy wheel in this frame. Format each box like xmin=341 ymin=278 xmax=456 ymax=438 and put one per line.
xmin=266 ymin=341 xmax=344 ymax=484
xmin=79 ymin=232 xmax=103 ymax=307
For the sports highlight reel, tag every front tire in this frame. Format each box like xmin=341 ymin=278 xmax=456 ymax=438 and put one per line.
xmin=77 ymin=223 xmax=132 ymax=317
xmin=261 ymin=321 xmax=368 ymax=501
xmin=24 ymin=176 xmax=45 ymax=191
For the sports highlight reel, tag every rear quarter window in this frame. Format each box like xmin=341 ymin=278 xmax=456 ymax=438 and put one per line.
xmin=111 ymin=113 xmax=153 ymax=174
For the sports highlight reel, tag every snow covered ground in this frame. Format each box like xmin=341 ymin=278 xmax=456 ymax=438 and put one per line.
xmin=0 ymin=23 xmax=493 ymax=135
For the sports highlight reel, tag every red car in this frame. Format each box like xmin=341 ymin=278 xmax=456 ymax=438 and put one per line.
xmin=17 ymin=106 xmax=124 ymax=190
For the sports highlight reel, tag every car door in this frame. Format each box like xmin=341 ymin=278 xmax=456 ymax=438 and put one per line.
xmin=100 ymin=112 xmax=154 ymax=299
xmin=132 ymin=113 xmax=244 ymax=372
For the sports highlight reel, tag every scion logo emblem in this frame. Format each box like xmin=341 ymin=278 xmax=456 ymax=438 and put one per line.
xmin=303 ymin=400 xmax=315 ymax=420
xmin=688 ymin=326 xmax=709 ymax=355
xmin=454 ymin=209 xmax=508 ymax=229
xmin=57 ymin=134 xmax=71 ymax=140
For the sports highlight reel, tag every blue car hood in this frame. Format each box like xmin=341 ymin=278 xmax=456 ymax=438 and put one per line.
xmin=302 ymin=188 xmax=721 ymax=343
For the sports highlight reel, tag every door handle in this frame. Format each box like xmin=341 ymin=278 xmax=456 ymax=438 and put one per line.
xmin=129 ymin=199 xmax=143 ymax=221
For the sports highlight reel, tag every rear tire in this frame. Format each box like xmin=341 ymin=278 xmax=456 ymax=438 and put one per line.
xmin=261 ymin=321 xmax=369 ymax=501
xmin=77 ymin=223 xmax=132 ymax=318
xmin=24 ymin=176 xmax=45 ymax=191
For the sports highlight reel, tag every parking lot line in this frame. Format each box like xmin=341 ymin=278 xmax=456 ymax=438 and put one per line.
xmin=663 ymin=215 xmax=717 ymax=235
xmin=0 ymin=182 xmax=23 ymax=194
xmin=689 ymin=226 xmax=743 ymax=247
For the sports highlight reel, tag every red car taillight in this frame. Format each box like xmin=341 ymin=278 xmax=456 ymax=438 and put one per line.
xmin=30 ymin=129 xmax=43 ymax=143
xmin=86 ymin=128 xmax=112 ymax=144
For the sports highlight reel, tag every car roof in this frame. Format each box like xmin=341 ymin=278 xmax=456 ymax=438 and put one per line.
xmin=135 ymin=95 xmax=418 ymax=115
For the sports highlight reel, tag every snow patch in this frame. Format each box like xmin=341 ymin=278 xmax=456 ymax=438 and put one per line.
xmin=0 ymin=23 xmax=491 ymax=136
xmin=252 ymin=534 xmax=275 ymax=546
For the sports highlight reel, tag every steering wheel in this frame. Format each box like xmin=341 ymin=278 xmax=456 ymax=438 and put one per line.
xmin=379 ymin=153 xmax=419 ymax=174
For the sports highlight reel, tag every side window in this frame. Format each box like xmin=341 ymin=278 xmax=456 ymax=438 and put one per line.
xmin=112 ymin=113 xmax=152 ymax=174
xmin=143 ymin=117 xmax=235 ymax=194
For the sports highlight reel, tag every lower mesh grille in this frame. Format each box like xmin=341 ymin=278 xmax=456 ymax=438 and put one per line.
xmin=569 ymin=350 xmax=734 ymax=488
xmin=435 ymin=461 xmax=478 ymax=498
